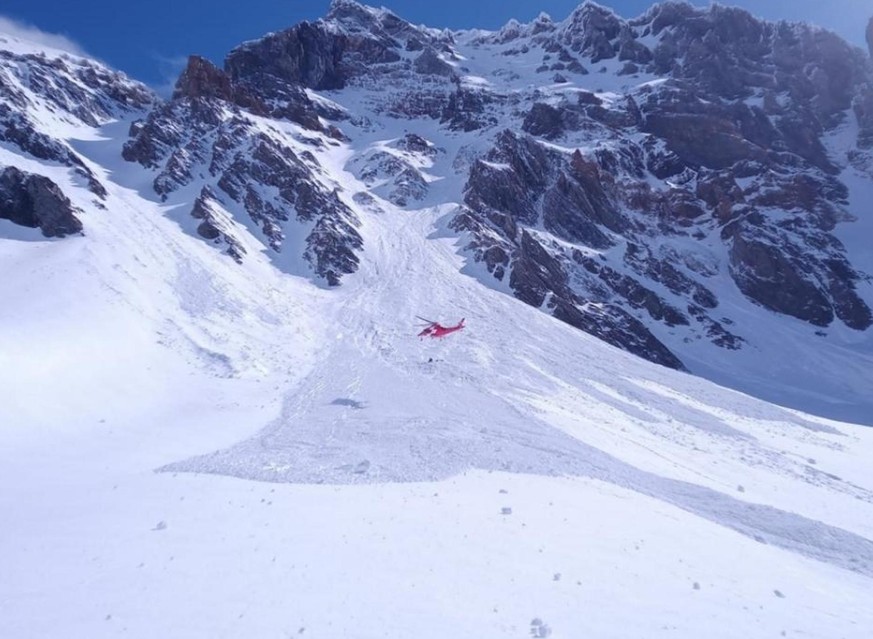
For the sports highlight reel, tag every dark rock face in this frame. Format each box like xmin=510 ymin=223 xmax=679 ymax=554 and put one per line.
xmin=414 ymin=48 xmax=455 ymax=77
xmin=572 ymin=251 xmax=688 ymax=327
xmin=174 ymin=56 xmax=236 ymax=101
xmin=494 ymin=228 xmax=684 ymax=369
xmin=465 ymin=131 xmax=550 ymax=228
xmin=168 ymin=55 xmax=329 ymax=132
xmin=455 ymin=130 xmax=696 ymax=369
xmin=448 ymin=1 xmax=873 ymax=363
xmin=643 ymin=110 xmax=762 ymax=171
xmin=123 ymin=98 xmax=222 ymax=191
xmin=552 ymin=299 xmax=685 ymax=370
xmin=236 ymin=72 xmax=334 ymax=131
xmin=729 ymin=228 xmax=831 ymax=326
xmin=226 ymin=22 xmax=348 ymax=91
xmin=215 ymin=4 xmax=457 ymax=131
xmin=448 ymin=3 xmax=873 ymax=365
xmin=174 ymin=56 xmax=266 ymax=114
xmin=216 ymin=127 xmax=362 ymax=283
xmin=618 ymin=25 xmax=653 ymax=64
xmin=523 ymin=103 xmax=565 ymax=139
xmin=541 ymin=152 xmax=625 ymax=247
xmin=648 ymin=6 xmax=866 ymax=127
xmin=0 ymin=166 xmax=82 ymax=237
xmin=727 ymin=221 xmax=871 ymax=330
xmin=522 ymin=93 xmax=646 ymax=142
xmin=509 ymin=230 xmax=570 ymax=307
xmin=561 ymin=3 xmax=623 ymax=62
xmin=0 ymin=104 xmax=95 ymax=175
xmin=623 ymin=243 xmax=719 ymax=311
xmin=395 ymin=133 xmax=437 ymax=156
xmin=442 ymin=88 xmax=498 ymax=131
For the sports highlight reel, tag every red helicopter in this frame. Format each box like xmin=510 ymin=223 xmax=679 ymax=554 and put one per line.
xmin=416 ymin=316 xmax=466 ymax=338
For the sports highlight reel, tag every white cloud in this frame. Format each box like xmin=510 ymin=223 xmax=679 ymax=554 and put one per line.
xmin=151 ymin=53 xmax=190 ymax=98
xmin=0 ymin=14 xmax=89 ymax=56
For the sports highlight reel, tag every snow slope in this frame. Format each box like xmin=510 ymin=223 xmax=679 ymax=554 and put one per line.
xmin=3 ymin=103 xmax=873 ymax=639
xmin=2 ymin=14 xmax=873 ymax=639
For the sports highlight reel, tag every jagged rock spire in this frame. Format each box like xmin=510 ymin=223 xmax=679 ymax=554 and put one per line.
xmin=173 ymin=56 xmax=233 ymax=101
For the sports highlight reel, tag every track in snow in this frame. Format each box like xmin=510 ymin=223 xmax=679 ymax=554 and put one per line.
xmin=164 ymin=204 xmax=873 ymax=578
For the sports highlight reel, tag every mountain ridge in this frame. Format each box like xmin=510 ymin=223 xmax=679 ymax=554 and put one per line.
xmin=1 ymin=1 xmax=872 ymax=420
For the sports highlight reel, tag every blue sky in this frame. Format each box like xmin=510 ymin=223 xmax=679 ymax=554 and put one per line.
xmin=1 ymin=1 xmax=869 ymax=89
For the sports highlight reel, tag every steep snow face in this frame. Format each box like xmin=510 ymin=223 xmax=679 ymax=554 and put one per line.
xmin=2 ymin=6 xmax=873 ymax=638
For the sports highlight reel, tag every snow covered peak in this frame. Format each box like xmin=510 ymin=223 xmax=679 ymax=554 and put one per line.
xmin=324 ymin=0 xmax=405 ymax=35
xmin=326 ymin=0 xmax=384 ymax=20
xmin=565 ymin=0 xmax=622 ymax=22
xmin=0 ymin=42 xmax=154 ymax=128
xmin=0 ymin=18 xmax=88 ymax=60
xmin=492 ymin=19 xmax=525 ymax=44
xmin=486 ymin=11 xmax=558 ymax=43
xmin=224 ymin=1 xmax=455 ymax=93
xmin=531 ymin=12 xmax=556 ymax=34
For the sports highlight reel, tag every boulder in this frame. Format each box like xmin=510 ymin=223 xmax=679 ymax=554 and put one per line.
xmin=0 ymin=166 xmax=82 ymax=237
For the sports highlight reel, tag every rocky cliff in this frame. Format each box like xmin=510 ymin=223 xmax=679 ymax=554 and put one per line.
xmin=0 ymin=39 xmax=152 ymax=201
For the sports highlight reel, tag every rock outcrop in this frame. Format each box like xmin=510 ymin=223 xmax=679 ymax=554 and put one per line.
xmin=123 ymin=89 xmax=361 ymax=285
xmin=448 ymin=2 xmax=873 ymax=366
xmin=0 ymin=166 xmax=82 ymax=237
